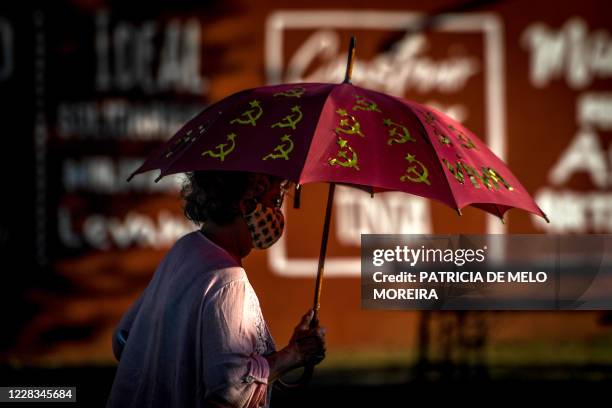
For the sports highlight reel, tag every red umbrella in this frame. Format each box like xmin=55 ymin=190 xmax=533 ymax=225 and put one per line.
xmin=128 ymin=41 xmax=546 ymax=223
xmin=127 ymin=36 xmax=548 ymax=385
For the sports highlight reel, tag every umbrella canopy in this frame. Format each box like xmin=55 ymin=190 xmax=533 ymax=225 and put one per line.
xmin=128 ymin=80 xmax=545 ymax=222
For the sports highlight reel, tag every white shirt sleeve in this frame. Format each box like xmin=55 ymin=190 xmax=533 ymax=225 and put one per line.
xmin=201 ymin=278 xmax=271 ymax=408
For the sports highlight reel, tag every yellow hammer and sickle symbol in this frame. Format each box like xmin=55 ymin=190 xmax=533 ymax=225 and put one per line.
xmin=262 ymin=134 xmax=294 ymax=161
xmin=400 ymin=153 xmax=431 ymax=185
xmin=230 ymin=100 xmax=263 ymax=126
xmin=423 ymin=111 xmax=436 ymax=125
xmin=271 ymin=105 xmax=303 ymax=130
xmin=482 ymin=167 xmax=514 ymax=191
xmin=432 ymin=127 xmax=452 ymax=146
xmin=201 ymin=133 xmax=237 ymax=162
xmin=328 ymin=138 xmax=360 ymax=170
xmin=458 ymin=133 xmax=477 ymax=149
xmin=273 ymin=87 xmax=306 ymax=98
xmin=335 ymin=108 xmax=364 ymax=137
xmin=448 ymin=125 xmax=477 ymax=149
xmin=353 ymin=95 xmax=381 ymax=112
xmin=383 ymin=118 xmax=415 ymax=145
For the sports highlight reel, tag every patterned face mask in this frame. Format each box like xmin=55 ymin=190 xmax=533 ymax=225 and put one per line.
xmin=244 ymin=202 xmax=285 ymax=249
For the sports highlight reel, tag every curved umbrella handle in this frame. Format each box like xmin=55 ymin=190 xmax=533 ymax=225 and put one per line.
xmin=273 ymin=365 xmax=314 ymax=391
xmin=274 ymin=312 xmax=321 ymax=390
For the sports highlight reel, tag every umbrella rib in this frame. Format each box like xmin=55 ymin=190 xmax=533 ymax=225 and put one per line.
xmin=296 ymin=85 xmax=342 ymax=184
xmin=399 ymin=97 xmax=462 ymax=213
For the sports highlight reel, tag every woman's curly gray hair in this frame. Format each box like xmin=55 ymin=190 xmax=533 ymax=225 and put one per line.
xmin=180 ymin=171 xmax=252 ymax=226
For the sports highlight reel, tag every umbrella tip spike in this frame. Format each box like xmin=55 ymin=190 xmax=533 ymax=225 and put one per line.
xmin=543 ymin=213 xmax=550 ymax=224
xmin=456 ymin=208 xmax=463 ymax=217
xmin=126 ymin=173 xmax=135 ymax=182
xmin=343 ymin=36 xmax=356 ymax=84
xmin=154 ymin=174 xmax=163 ymax=183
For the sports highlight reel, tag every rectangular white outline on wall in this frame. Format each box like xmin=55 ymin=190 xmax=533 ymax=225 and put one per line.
xmin=264 ymin=10 xmax=506 ymax=277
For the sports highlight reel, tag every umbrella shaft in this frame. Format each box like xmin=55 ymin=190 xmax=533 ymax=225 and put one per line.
xmin=312 ymin=183 xmax=335 ymax=326
xmin=343 ymin=37 xmax=356 ymax=84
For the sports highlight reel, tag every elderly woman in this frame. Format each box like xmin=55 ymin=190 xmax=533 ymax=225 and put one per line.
xmin=107 ymin=171 xmax=326 ymax=408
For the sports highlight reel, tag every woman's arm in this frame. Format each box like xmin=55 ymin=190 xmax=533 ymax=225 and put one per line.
xmin=112 ymin=292 xmax=145 ymax=361
xmin=263 ymin=347 xmax=298 ymax=383
xmin=201 ymin=282 xmax=326 ymax=407
xmin=201 ymin=280 xmax=273 ymax=408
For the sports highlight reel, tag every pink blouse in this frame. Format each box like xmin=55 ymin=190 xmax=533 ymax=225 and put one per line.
xmin=107 ymin=231 xmax=276 ymax=407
